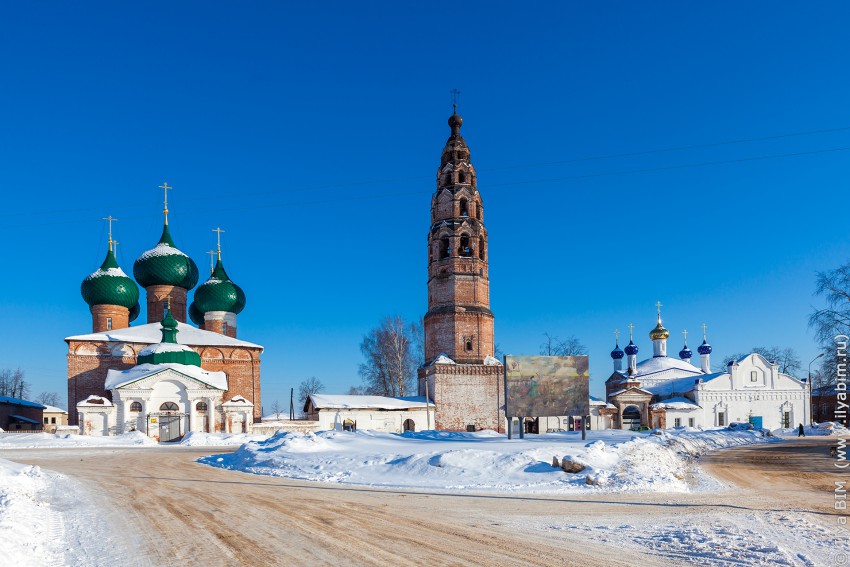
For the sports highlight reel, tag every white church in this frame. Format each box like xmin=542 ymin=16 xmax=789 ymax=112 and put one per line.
xmin=603 ymin=307 xmax=810 ymax=431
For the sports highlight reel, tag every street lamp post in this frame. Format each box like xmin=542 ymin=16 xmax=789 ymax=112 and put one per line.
xmin=809 ymin=352 xmax=825 ymax=424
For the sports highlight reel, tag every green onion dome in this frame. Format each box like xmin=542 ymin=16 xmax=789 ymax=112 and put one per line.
xmin=137 ymin=309 xmax=201 ymax=367
xmin=188 ymin=301 xmax=205 ymax=326
xmin=133 ymin=224 xmax=199 ymax=289
xmin=81 ymin=248 xmax=140 ymax=309
xmin=193 ymin=259 xmax=246 ymax=314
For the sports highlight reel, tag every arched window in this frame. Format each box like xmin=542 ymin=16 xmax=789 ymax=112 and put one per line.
xmin=403 ymin=419 xmax=415 ymax=432
xmin=440 ymin=237 xmax=450 ymax=259
xmin=476 ymin=206 xmax=482 ymax=220
xmin=129 ymin=401 xmax=142 ymax=412
xmin=466 ymin=340 xmax=473 ymax=351
xmin=459 ymin=198 xmax=469 ymax=217
xmin=444 ymin=173 xmax=452 ymax=185
xmin=478 ymin=237 xmax=485 ymax=260
xmin=458 ymin=171 xmax=466 ymax=183
xmin=196 ymin=401 xmax=208 ymax=412
xmin=459 ymin=234 xmax=472 ymax=257
xmin=160 ymin=401 xmax=179 ymax=412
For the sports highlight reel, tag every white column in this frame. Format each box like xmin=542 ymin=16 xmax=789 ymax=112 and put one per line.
xmin=140 ymin=399 xmax=148 ymax=435
xmin=208 ymin=398 xmax=215 ymax=433
xmin=700 ymin=353 xmax=710 ymax=373
xmin=189 ymin=399 xmax=197 ymax=433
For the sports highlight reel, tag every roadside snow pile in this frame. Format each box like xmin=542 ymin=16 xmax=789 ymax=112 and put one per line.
xmin=0 ymin=431 xmax=156 ymax=448
xmin=773 ymin=421 xmax=849 ymax=437
xmin=180 ymin=432 xmax=268 ymax=446
xmin=199 ymin=428 xmax=775 ymax=494
xmin=0 ymin=458 xmax=63 ymax=565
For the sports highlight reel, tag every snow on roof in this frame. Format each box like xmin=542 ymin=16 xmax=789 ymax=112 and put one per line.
xmin=632 ymin=356 xmax=703 ymax=378
xmin=87 ymin=266 xmax=130 ymax=278
xmin=0 ymin=396 xmax=46 ymax=409
xmin=41 ymin=405 xmax=67 ymax=414
xmin=105 ymin=363 xmax=228 ymax=391
xmin=433 ymin=353 xmax=456 ymax=365
xmin=589 ymin=396 xmax=616 ymax=409
xmin=483 ymin=355 xmax=503 ymax=366
xmin=137 ymin=342 xmax=197 ymax=356
xmin=308 ymin=394 xmax=432 ymax=411
xmin=137 ymin=243 xmax=188 ymax=260
xmin=222 ymin=396 xmax=254 ymax=407
xmin=608 ymin=387 xmax=653 ymax=397
xmin=66 ymin=321 xmax=263 ymax=350
xmin=78 ymin=395 xmax=113 ymax=407
xmin=651 ymin=397 xmax=701 ymax=410
xmin=645 ymin=374 xmax=707 ymax=396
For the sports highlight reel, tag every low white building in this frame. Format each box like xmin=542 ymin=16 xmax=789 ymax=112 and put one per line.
xmin=605 ymin=310 xmax=809 ymax=431
xmin=304 ymin=394 xmax=435 ymax=433
xmin=77 ymin=310 xmax=254 ymax=440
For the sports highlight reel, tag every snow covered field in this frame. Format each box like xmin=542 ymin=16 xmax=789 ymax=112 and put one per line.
xmin=0 ymin=431 xmax=157 ymax=448
xmin=0 ymin=457 xmax=138 ymax=566
xmin=200 ymin=427 xmax=777 ymax=494
xmin=179 ymin=431 xmax=267 ymax=446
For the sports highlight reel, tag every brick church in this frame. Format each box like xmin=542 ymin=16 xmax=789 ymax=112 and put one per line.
xmin=418 ymin=107 xmax=505 ymax=432
xmin=67 ymin=198 xmax=262 ymax=431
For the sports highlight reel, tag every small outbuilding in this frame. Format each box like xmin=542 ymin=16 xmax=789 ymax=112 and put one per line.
xmin=304 ymin=394 xmax=435 ymax=433
xmin=41 ymin=405 xmax=69 ymax=433
xmin=0 ymin=396 xmax=46 ymax=432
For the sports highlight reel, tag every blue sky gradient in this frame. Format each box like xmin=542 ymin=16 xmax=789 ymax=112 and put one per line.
xmin=1 ymin=2 xmax=848 ymax=409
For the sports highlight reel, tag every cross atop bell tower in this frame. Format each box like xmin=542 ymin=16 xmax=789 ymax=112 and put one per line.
xmin=423 ymin=107 xmax=494 ymax=364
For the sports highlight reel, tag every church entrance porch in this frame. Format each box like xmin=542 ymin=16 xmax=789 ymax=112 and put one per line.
xmin=149 ymin=412 xmax=186 ymax=442
xmin=621 ymin=406 xmax=641 ymax=430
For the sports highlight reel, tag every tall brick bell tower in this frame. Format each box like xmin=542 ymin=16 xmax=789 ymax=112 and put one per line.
xmin=419 ymin=106 xmax=504 ymax=432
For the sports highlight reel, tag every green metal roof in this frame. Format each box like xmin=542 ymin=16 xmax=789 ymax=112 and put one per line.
xmin=136 ymin=309 xmax=202 ymax=367
xmin=133 ymin=223 xmax=199 ymax=289
xmin=81 ymin=248 xmax=140 ymax=308
xmin=193 ymin=258 xmax=246 ymax=314
xmin=188 ymin=301 xmax=205 ymax=326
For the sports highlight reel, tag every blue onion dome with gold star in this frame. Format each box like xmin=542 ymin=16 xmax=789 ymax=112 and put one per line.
xmin=81 ymin=246 xmax=140 ymax=310
xmin=133 ymin=223 xmax=199 ymax=290
xmin=698 ymin=340 xmax=712 ymax=355
xmin=193 ymin=258 xmax=246 ymax=315
xmin=624 ymin=340 xmax=639 ymax=356
xmin=610 ymin=342 xmax=625 ymax=360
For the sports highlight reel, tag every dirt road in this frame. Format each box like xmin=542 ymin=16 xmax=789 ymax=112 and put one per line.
xmin=3 ymin=437 xmax=845 ymax=567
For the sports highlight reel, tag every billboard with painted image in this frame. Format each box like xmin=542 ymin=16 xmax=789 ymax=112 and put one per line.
xmin=503 ymin=355 xmax=589 ymax=418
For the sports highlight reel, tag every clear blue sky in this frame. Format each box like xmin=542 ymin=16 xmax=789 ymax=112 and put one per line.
xmin=1 ymin=2 xmax=848 ymax=410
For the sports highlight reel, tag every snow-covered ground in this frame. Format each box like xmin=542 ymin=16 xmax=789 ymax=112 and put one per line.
xmin=180 ymin=431 xmax=267 ymax=446
xmin=512 ymin=510 xmax=845 ymax=567
xmin=773 ymin=421 xmax=849 ymax=437
xmin=0 ymin=457 xmax=139 ymax=566
xmin=0 ymin=431 xmax=157 ymax=448
xmin=199 ymin=427 xmax=776 ymax=494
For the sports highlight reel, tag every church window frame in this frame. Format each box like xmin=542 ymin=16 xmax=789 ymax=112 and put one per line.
xmin=160 ymin=401 xmax=180 ymax=412
xmin=750 ymin=370 xmax=758 ymax=382
xmin=717 ymin=411 xmax=726 ymax=427
xmin=222 ymin=322 xmax=229 ymax=335
xmin=688 ymin=417 xmax=695 ymax=427
xmin=673 ymin=418 xmax=681 ymax=427
xmin=196 ymin=401 xmax=208 ymax=412
xmin=106 ymin=317 xmax=113 ymax=330
xmin=130 ymin=401 xmax=142 ymax=412
xmin=783 ymin=411 xmax=791 ymax=428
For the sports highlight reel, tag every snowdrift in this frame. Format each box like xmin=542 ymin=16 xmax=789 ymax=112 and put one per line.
xmin=199 ymin=428 xmax=776 ymax=494
xmin=0 ymin=431 xmax=156 ymax=448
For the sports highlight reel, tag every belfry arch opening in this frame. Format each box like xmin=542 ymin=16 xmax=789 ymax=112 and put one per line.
xmin=440 ymin=236 xmax=450 ymax=259
xmin=459 ymin=198 xmax=469 ymax=217
xmin=478 ymin=237 xmax=485 ymax=260
xmin=459 ymin=234 xmax=472 ymax=257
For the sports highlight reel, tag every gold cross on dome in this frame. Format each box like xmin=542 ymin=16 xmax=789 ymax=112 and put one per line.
xmin=702 ymin=323 xmax=708 ymax=340
xmin=206 ymin=250 xmax=216 ymax=273
xmin=655 ymin=300 xmax=663 ymax=320
xmin=683 ymin=329 xmax=688 ymax=343
xmin=450 ymin=88 xmax=461 ymax=108
xmin=159 ymin=182 xmax=172 ymax=223
xmin=212 ymin=227 xmax=225 ymax=259
xmin=102 ymin=216 xmax=118 ymax=251
xmin=614 ymin=329 xmax=620 ymax=343
xmin=113 ymin=240 xmax=120 ymax=257
xmin=627 ymin=322 xmax=635 ymax=341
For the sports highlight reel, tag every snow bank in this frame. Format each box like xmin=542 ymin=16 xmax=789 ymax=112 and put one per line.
xmin=180 ymin=432 xmax=267 ymax=446
xmin=0 ymin=458 xmax=63 ymax=565
xmin=0 ymin=431 xmax=156 ymax=449
xmin=199 ymin=428 xmax=775 ymax=494
xmin=773 ymin=421 xmax=849 ymax=437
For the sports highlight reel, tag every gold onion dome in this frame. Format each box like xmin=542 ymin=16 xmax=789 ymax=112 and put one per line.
xmin=649 ymin=320 xmax=670 ymax=341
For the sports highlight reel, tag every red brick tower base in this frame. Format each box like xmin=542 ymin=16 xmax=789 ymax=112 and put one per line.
xmin=419 ymin=363 xmax=504 ymax=432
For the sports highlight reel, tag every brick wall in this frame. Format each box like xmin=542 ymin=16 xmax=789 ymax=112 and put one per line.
xmin=419 ymin=364 xmax=504 ymax=432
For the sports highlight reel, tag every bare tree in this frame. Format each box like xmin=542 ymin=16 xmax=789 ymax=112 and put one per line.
xmin=298 ymin=376 xmax=325 ymax=409
xmin=347 ymin=385 xmax=367 ymax=395
xmin=0 ymin=369 xmax=30 ymax=399
xmin=716 ymin=347 xmax=802 ymax=376
xmin=269 ymin=399 xmax=284 ymax=420
xmin=35 ymin=392 xmax=61 ymax=407
xmin=539 ymin=333 xmax=587 ymax=356
xmin=811 ymin=262 xmax=850 ymax=387
xmin=358 ymin=315 xmax=418 ymax=396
